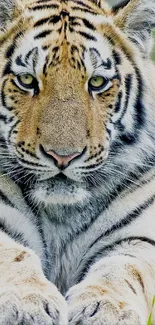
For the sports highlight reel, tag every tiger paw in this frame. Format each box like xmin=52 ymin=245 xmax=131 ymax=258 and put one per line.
xmin=0 ymin=282 xmax=67 ymax=325
xmin=66 ymin=282 xmax=145 ymax=325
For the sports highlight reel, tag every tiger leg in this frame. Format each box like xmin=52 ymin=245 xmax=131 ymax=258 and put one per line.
xmin=0 ymin=205 xmax=67 ymax=325
xmin=67 ymin=239 xmax=155 ymax=325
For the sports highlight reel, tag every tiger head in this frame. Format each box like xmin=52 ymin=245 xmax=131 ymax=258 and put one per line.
xmin=0 ymin=0 xmax=155 ymax=206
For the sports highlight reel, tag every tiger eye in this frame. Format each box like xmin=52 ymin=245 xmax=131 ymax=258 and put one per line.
xmin=89 ymin=76 xmax=107 ymax=90
xmin=18 ymin=74 xmax=34 ymax=86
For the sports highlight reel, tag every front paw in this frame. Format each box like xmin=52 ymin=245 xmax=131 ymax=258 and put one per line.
xmin=66 ymin=282 xmax=143 ymax=325
xmin=0 ymin=282 xmax=67 ymax=325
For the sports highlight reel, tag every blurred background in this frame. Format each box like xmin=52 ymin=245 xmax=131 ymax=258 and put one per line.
xmin=107 ymin=0 xmax=155 ymax=61
xmin=152 ymin=31 xmax=155 ymax=61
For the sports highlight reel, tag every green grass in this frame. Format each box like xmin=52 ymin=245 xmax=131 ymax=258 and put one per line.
xmin=147 ymin=296 xmax=155 ymax=325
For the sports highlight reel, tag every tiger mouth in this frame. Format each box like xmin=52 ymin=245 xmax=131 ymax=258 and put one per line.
xmin=52 ymin=173 xmax=68 ymax=182
xmin=38 ymin=172 xmax=83 ymax=186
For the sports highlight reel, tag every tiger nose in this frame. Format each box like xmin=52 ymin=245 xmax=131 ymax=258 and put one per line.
xmin=47 ymin=150 xmax=81 ymax=167
xmin=40 ymin=145 xmax=86 ymax=169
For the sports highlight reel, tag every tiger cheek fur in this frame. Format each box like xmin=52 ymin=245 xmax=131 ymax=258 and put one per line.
xmin=0 ymin=0 xmax=155 ymax=325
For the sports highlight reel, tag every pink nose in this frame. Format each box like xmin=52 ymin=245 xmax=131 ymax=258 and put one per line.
xmin=46 ymin=150 xmax=81 ymax=167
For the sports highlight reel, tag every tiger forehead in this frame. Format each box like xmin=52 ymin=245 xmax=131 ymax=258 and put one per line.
xmin=31 ymin=2 xmax=98 ymax=40
xmin=21 ymin=2 xmax=110 ymax=73
xmin=7 ymin=0 xmax=114 ymax=82
xmin=28 ymin=0 xmax=111 ymax=42
xmin=47 ymin=43 xmax=85 ymax=72
xmin=28 ymin=0 xmax=108 ymax=16
xmin=25 ymin=1 xmax=111 ymax=71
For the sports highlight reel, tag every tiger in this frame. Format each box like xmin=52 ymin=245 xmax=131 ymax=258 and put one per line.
xmin=0 ymin=0 xmax=155 ymax=324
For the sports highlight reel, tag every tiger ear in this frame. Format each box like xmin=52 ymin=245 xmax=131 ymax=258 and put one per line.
xmin=0 ymin=0 xmax=15 ymax=29
xmin=112 ymin=0 xmax=155 ymax=53
xmin=0 ymin=0 xmax=22 ymax=30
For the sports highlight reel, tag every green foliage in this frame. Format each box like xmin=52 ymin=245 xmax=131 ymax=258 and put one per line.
xmin=147 ymin=296 xmax=155 ymax=325
xmin=147 ymin=312 xmax=153 ymax=325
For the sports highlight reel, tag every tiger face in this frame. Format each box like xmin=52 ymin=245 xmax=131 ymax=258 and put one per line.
xmin=0 ymin=0 xmax=149 ymax=205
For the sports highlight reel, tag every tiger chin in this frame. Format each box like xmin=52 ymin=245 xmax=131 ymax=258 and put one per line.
xmin=0 ymin=0 xmax=155 ymax=324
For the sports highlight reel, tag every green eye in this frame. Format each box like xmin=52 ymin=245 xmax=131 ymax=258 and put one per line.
xmin=17 ymin=74 xmax=35 ymax=88
xmin=89 ymin=76 xmax=108 ymax=91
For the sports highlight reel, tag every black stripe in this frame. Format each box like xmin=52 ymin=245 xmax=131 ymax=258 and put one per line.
xmin=78 ymin=161 xmax=104 ymax=170
xmin=121 ymin=52 xmax=145 ymax=130
xmin=120 ymin=74 xmax=132 ymax=120
xmin=79 ymin=235 xmax=155 ymax=282
xmin=17 ymin=156 xmax=46 ymax=168
xmin=43 ymin=55 xmax=49 ymax=75
xmin=103 ymin=58 xmax=112 ymax=70
xmin=43 ymin=63 xmax=47 ymax=75
xmin=35 ymin=217 xmax=51 ymax=279
xmin=81 ymin=18 xmax=95 ymax=31
xmin=73 ymin=1 xmax=93 ymax=10
xmin=1 ymin=80 xmax=8 ymax=107
xmin=114 ymin=91 xmax=123 ymax=113
xmin=0 ymin=190 xmax=14 ymax=207
xmin=5 ymin=44 xmax=16 ymax=59
xmin=124 ymin=74 xmax=132 ymax=109
xmin=133 ymin=66 xmax=146 ymax=129
xmin=50 ymin=15 xmax=61 ymax=24
xmin=72 ymin=6 xmax=97 ymax=15
xmin=36 ymin=0 xmax=54 ymax=2
xmin=77 ymin=31 xmax=97 ymax=41
xmin=119 ymin=132 xmax=136 ymax=145
xmin=5 ymin=32 xmax=23 ymax=60
xmin=29 ymin=4 xmax=59 ymax=11
xmin=15 ymin=55 xmax=26 ymax=67
xmin=0 ymin=220 xmax=14 ymax=237
xmin=117 ymin=64 xmax=145 ymax=145
xmin=94 ymin=236 xmax=155 ymax=259
xmin=112 ymin=50 xmax=121 ymax=65
xmin=2 ymin=61 xmax=12 ymax=76
xmin=0 ymin=219 xmax=29 ymax=246
xmin=34 ymin=17 xmax=51 ymax=27
xmin=0 ymin=114 xmax=8 ymax=123
xmin=42 ymin=45 xmax=50 ymax=51
xmin=106 ymin=127 xmax=111 ymax=137
xmin=114 ymin=74 xmax=134 ymax=144
xmin=25 ymin=49 xmax=36 ymax=64
xmin=89 ymin=194 xmax=155 ymax=250
xmin=34 ymin=15 xmax=61 ymax=28
xmin=122 ymin=236 xmax=155 ymax=247
xmin=34 ymin=30 xmax=52 ymax=40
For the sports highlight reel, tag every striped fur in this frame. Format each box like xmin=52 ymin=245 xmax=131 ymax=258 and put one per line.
xmin=0 ymin=0 xmax=155 ymax=323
